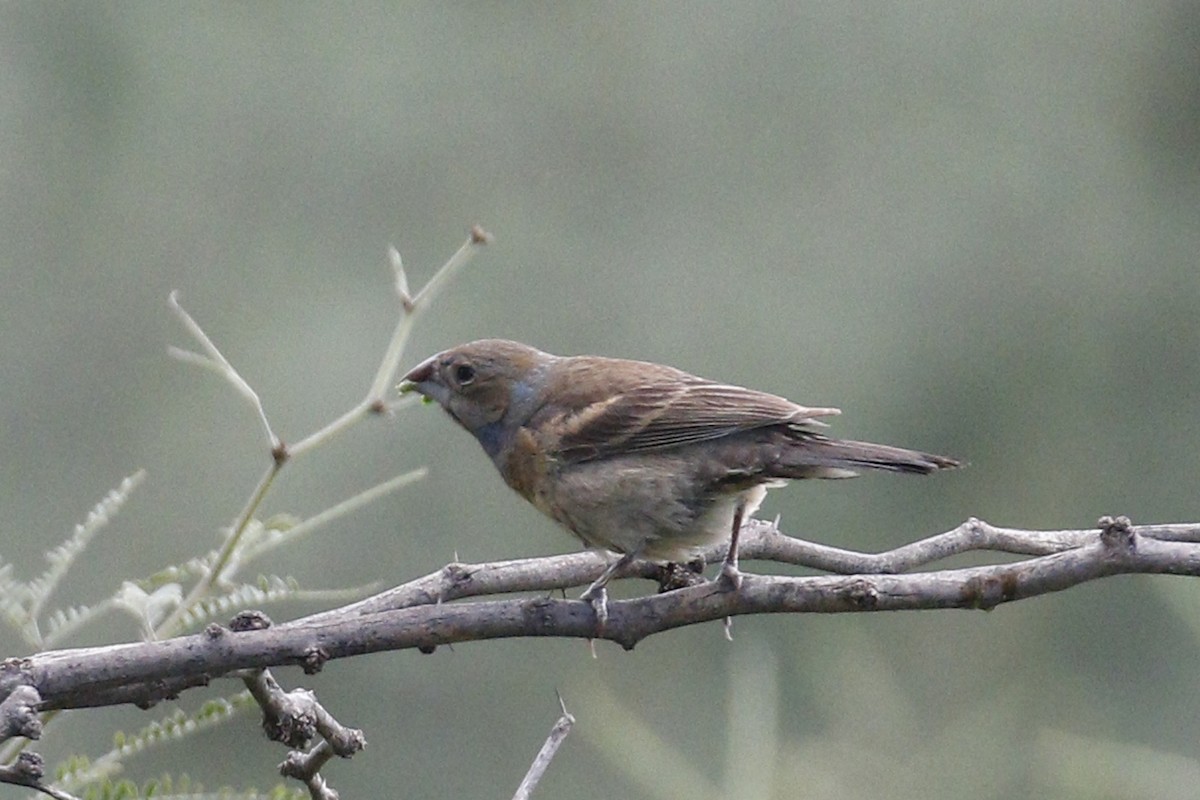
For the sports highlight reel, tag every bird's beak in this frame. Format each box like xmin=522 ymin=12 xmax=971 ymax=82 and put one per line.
xmin=397 ymin=356 xmax=438 ymax=398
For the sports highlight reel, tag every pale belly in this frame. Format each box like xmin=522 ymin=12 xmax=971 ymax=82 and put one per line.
xmin=534 ymin=452 xmax=777 ymax=561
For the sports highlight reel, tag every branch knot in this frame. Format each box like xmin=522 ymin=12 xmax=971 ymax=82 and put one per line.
xmin=0 ymin=685 xmax=43 ymax=740
xmin=231 ymin=610 xmax=274 ymax=631
xmin=841 ymin=577 xmax=879 ymax=610
xmin=1098 ymin=515 xmax=1135 ymax=552
xmin=302 ymin=647 xmax=329 ymax=675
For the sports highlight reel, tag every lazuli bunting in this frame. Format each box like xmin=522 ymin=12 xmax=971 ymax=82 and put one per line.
xmin=400 ymin=339 xmax=958 ymax=619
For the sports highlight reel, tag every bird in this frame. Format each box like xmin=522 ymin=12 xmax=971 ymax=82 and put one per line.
xmin=399 ymin=339 xmax=959 ymax=622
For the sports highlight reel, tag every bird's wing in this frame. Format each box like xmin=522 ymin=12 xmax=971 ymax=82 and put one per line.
xmin=542 ymin=359 xmax=840 ymax=462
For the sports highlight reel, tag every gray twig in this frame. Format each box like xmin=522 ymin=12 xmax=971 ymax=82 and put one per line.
xmin=512 ymin=694 xmax=575 ymax=800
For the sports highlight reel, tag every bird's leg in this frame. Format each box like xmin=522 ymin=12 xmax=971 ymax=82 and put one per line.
xmin=718 ymin=502 xmax=746 ymax=591
xmin=580 ymin=550 xmax=637 ymax=628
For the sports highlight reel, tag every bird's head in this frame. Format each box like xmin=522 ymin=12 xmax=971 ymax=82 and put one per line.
xmin=399 ymin=339 xmax=554 ymax=455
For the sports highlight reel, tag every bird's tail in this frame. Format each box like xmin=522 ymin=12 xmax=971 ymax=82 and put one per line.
xmin=778 ymin=435 xmax=960 ymax=479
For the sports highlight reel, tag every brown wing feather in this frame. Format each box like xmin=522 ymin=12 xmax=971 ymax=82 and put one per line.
xmin=535 ymin=356 xmax=840 ymax=462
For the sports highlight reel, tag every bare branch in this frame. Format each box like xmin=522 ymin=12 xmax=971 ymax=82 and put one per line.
xmin=260 ymin=666 xmax=365 ymax=800
xmin=3 ymin=516 xmax=1199 ymax=724
xmin=279 ymin=742 xmax=340 ymax=800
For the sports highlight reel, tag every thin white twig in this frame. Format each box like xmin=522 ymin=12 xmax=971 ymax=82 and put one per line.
xmin=167 ymin=291 xmax=279 ymax=450
xmin=288 ymin=399 xmax=372 ymax=458
xmin=239 ymin=468 xmax=429 ymax=564
xmin=156 ymin=463 xmax=281 ymax=638
xmin=389 ymin=245 xmax=411 ymax=307
xmin=512 ymin=694 xmax=575 ymax=800
xmin=366 ymin=226 xmax=492 ymax=402
xmin=158 ymin=232 xmax=486 ymax=638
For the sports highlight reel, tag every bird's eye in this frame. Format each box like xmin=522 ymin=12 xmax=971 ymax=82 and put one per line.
xmin=454 ymin=363 xmax=476 ymax=385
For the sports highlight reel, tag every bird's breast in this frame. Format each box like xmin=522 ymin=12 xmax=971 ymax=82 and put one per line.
xmin=499 ymin=426 xmax=556 ymax=513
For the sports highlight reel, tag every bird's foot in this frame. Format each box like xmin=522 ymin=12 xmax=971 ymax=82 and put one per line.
xmin=717 ymin=560 xmax=743 ymax=591
xmin=579 ymin=550 xmax=635 ymax=630
xmin=579 ymin=583 xmax=610 ymax=628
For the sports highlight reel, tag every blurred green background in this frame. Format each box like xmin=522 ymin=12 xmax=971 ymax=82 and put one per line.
xmin=3 ymin=3 xmax=1199 ymax=798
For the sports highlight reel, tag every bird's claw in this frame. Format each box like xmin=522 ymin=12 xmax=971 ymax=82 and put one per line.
xmin=580 ymin=584 xmax=609 ymax=628
xmin=718 ymin=561 xmax=743 ymax=591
